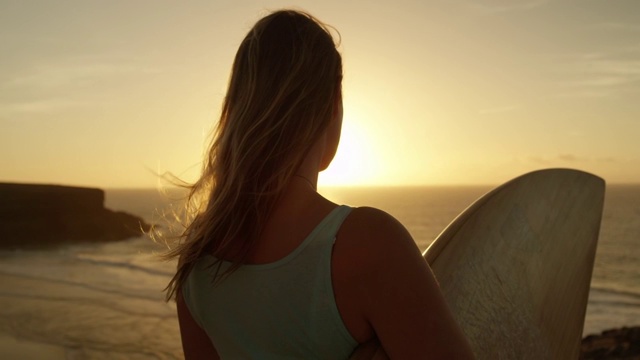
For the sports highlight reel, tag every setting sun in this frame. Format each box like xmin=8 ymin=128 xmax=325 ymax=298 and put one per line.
xmin=319 ymin=107 xmax=380 ymax=186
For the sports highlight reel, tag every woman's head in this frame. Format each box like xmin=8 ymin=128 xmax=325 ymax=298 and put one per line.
xmin=220 ymin=10 xmax=343 ymax=187
xmin=162 ymin=10 xmax=343 ymax=300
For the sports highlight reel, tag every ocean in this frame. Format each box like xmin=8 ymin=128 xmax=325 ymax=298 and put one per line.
xmin=0 ymin=185 xmax=638 ymax=359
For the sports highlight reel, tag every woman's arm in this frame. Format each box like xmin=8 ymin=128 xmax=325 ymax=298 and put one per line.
xmin=177 ymin=290 xmax=220 ymax=360
xmin=342 ymin=207 xmax=475 ymax=359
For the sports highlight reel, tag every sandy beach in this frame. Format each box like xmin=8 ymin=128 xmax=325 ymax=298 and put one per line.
xmin=0 ymin=334 xmax=67 ymax=360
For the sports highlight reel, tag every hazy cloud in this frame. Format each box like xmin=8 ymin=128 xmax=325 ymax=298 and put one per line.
xmin=0 ymin=98 xmax=86 ymax=115
xmin=529 ymin=154 xmax=619 ymax=164
xmin=558 ymin=154 xmax=579 ymax=162
xmin=0 ymin=57 xmax=161 ymax=115
xmin=460 ymin=0 xmax=550 ymax=14
xmin=594 ymin=22 xmax=640 ymax=32
xmin=477 ymin=104 xmax=519 ymax=115
xmin=529 ymin=156 xmax=550 ymax=165
xmin=597 ymin=157 xmax=617 ymax=163
xmin=553 ymin=47 xmax=640 ymax=98
xmin=2 ymin=60 xmax=160 ymax=90
xmin=554 ymin=89 xmax=612 ymax=99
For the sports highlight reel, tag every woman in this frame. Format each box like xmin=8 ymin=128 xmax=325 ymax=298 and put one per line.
xmin=164 ymin=10 xmax=475 ymax=359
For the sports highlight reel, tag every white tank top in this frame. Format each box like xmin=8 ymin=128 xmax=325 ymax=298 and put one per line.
xmin=182 ymin=205 xmax=358 ymax=359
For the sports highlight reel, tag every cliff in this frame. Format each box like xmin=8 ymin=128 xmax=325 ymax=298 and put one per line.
xmin=0 ymin=183 xmax=152 ymax=249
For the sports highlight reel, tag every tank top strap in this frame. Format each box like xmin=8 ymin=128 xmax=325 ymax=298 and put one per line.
xmin=314 ymin=205 xmax=353 ymax=246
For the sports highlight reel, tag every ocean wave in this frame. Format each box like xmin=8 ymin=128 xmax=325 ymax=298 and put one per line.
xmin=72 ymin=254 xmax=174 ymax=277
xmin=590 ymin=285 xmax=640 ymax=300
xmin=0 ymin=271 xmax=164 ymax=303
xmin=588 ymin=285 xmax=640 ymax=308
xmin=0 ymin=289 xmax=175 ymax=318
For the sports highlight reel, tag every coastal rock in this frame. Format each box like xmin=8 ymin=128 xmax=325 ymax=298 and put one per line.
xmin=0 ymin=183 xmax=152 ymax=249
xmin=581 ymin=327 xmax=640 ymax=359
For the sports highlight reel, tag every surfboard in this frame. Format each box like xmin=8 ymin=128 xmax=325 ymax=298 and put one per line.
xmin=350 ymin=168 xmax=605 ymax=359
xmin=427 ymin=168 xmax=605 ymax=359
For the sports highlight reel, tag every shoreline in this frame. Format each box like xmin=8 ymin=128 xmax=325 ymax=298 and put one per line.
xmin=1 ymin=326 xmax=637 ymax=359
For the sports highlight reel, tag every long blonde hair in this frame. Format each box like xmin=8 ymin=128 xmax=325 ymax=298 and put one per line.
xmin=162 ymin=10 xmax=343 ymax=301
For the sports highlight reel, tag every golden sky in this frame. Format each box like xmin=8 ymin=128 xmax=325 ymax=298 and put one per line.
xmin=1 ymin=0 xmax=639 ymax=188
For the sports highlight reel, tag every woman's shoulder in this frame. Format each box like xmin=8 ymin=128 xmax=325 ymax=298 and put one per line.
xmin=333 ymin=205 xmax=424 ymax=287
xmin=338 ymin=206 xmax=417 ymax=255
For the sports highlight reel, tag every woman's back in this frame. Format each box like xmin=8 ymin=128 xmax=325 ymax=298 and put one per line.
xmin=182 ymin=202 xmax=356 ymax=359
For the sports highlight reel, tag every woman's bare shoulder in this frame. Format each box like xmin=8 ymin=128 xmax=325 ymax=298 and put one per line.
xmin=335 ymin=205 xmax=425 ymax=278
xmin=336 ymin=206 xmax=419 ymax=265
xmin=342 ymin=206 xmax=411 ymax=237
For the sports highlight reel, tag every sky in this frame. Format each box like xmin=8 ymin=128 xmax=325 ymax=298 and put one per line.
xmin=1 ymin=0 xmax=639 ymax=188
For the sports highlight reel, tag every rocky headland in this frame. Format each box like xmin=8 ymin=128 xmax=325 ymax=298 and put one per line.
xmin=581 ymin=326 xmax=640 ymax=359
xmin=0 ymin=183 xmax=152 ymax=249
